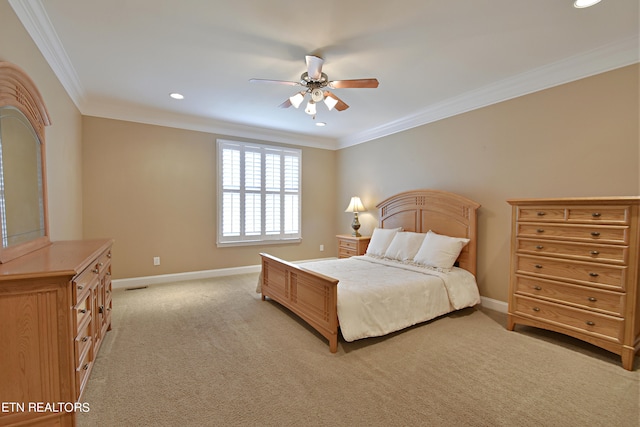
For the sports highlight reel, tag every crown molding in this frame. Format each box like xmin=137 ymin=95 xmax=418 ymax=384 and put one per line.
xmin=83 ymin=103 xmax=339 ymax=150
xmin=9 ymin=0 xmax=86 ymax=110
xmin=338 ymin=36 xmax=639 ymax=149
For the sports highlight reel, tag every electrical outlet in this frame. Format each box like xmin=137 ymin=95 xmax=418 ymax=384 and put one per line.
xmin=153 ymin=256 xmax=160 ymax=266
xmin=320 ymin=244 xmax=324 ymax=252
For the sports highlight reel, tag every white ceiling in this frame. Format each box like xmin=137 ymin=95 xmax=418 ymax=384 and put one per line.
xmin=10 ymin=0 xmax=639 ymax=150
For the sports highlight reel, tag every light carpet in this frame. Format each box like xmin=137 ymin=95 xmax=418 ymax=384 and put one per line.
xmin=78 ymin=273 xmax=639 ymax=427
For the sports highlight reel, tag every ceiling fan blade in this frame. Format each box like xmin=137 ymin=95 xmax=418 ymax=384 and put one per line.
xmin=249 ymin=78 xmax=301 ymax=86
xmin=323 ymin=91 xmax=349 ymax=111
xmin=305 ymin=55 xmax=324 ymax=80
xmin=278 ymin=98 xmax=292 ymax=108
xmin=328 ymin=78 xmax=379 ymax=89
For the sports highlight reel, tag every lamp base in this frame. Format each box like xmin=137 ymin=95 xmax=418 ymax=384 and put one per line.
xmin=351 ymin=213 xmax=361 ymax=237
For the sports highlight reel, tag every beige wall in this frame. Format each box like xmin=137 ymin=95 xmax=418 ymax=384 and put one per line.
xmin=0 ymin=2 xmax=84 ymax=241
xmin=4 ymin=1 xmax=638 ymax=302
xmin=82 ymin=117 xmax=337 ymax=279
xmin=336 ymin=64 xmax=639 ymax=302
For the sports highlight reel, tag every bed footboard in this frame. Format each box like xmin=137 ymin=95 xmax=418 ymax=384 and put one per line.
xmin=259 ymin=253 xmax=339 ymax=353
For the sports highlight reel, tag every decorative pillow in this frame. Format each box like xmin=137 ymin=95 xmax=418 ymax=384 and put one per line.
xmin=384 ymin=232 xmax=426 ymax=261
xmin=365 ymin=227 xmax=402 ymax=257
xmin=413 ymin=230 xmax=470 ymax=271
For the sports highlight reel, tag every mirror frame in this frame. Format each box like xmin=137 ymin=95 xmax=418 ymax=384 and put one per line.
xmin=0 ymin=62 xmax=51 ymax=263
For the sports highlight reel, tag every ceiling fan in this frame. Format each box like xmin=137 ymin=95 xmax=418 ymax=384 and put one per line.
xmin=249 ymin=55 xmax=379 ymax=117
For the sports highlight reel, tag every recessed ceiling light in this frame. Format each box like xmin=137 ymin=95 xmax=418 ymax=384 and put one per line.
xmin=315 ymin=122 xmax=326 ymax=127
xmin=169 ymin=92 xmax=184 ymax=100
xmin=574 ymin=0 xmax=601 ymax=8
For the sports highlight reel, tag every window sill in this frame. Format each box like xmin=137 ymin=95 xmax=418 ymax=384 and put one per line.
xmin=216 ymin=238 xmax=302 ymax=248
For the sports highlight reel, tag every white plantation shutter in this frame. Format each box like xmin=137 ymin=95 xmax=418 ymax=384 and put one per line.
xmin=217 ymin=140 xmax=301 ymax=245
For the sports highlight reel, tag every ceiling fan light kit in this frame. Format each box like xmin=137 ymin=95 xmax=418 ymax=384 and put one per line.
xmin=250 ymin=55 xmax=379 ymax=119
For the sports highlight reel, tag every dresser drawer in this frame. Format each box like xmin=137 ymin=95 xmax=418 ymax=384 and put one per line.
xmin=566 ymin=206 xmax=630 ymax=224
xmin=516 ymin=238 xmax=627 ymax=264
xmin=74 ymin=321 xmax=93 ymax=367
xmin=94 ymin=249 xmax=112 ymax=275
xmin=517 ymin=223 xmax=629 ymax=244
xmin=73 ymin=293 xmax=92 ymax=334
xmin=517 ymin=255 xmax=626 ymax=290
xmin=339 ymin=248 xmax=357 ymax=258
xmin=514 ymin=275 xmax=624 ymax=317
xmin=73 ymin=266 xmax=98 ymax=305
xmin=517 ymin=207 xmax=566 ymax=222
xmin=340 ymin=239 xmax=358 ymax=251
xmin=75 ymin=348 xmax=92 ymax=397
xmin=514 ymin=295 xmax=624 ymax=342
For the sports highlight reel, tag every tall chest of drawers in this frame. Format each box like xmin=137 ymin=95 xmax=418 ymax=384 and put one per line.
xmin=507 ymin=197 xmax=640 ymax=370
xmin=0 ymin=239 xmax=113 ymax=426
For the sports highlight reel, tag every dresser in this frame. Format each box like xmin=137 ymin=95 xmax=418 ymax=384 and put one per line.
xmin=337 ymin=234 xmax=370 ymax=258
xmin=0 ymin=239 xmax=113 ymax=426
xmin=507 ymin=197 xmax=639 ymax=370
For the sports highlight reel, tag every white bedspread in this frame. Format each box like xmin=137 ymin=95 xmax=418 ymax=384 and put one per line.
xmin=297 ymin=256 xmax=481 ymax=342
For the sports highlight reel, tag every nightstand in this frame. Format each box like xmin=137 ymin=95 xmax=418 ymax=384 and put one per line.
xmin=336 ymin=234 xmax=371 ymax=258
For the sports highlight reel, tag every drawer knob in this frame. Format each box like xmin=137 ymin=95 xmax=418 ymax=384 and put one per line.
xmin=77 ymin=285 xmax=84 ymax=290
xmin=83 ymin=364 xmax=89 ymax=370
xmin=588 ymin=297 xmax=597 ymax=302
xmin=535 ymin=245 xmax=544 ymax=250
xmin=92 ymin=268 xmax=99 ymax=274
xmin=532 ymin=307 xmax=540 ymax=312
xmin=107 ymin=252 xmax=112 ymax=258
xmin=533 ymin=286 xmax=542 ymax=291
xmin=99 ymin=305 xmax=105 ymax=314
xmin=586 ymin=321 xmax=595 ymax=326
xmin=589 ymin=272 xmax=599 ymax=277
xmin=589 ymin=250 xmax=600 ymax=255
xmin=537 ymin=212 xmax=546 ymax=216
xmin=99 ymin=262 xmax=104 ymax=267
xmin=79 ymin=309 xmax=87 ymax=314
xmin=536 ymin=228 xmax=545 ymax=233
xmin=592 ymin=212 xmax=601 ymax=218
xmin=82 ymin=336 xmax=89 ymax=342
xmin=535 ymin=264 xmax=543 ymax=269
xmin=590 ymin=231 xmax=600 ymax=237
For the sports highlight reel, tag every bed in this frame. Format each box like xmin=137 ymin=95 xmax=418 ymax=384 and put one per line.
xmin=259 ymin=189 xmax=481 ymax=352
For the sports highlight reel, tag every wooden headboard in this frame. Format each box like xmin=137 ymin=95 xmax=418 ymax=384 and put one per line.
xmin=376 ymin=189 xmax=481 ymax=275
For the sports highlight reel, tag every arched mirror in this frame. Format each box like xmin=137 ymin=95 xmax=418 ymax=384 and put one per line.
xmin=0 ymin=62 xmax=51 ymax=263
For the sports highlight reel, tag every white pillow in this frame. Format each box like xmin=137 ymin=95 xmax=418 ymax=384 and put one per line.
xmin=365 ymin=227 xmax=402 ymax=257
xmin=384 ymin=232 xmax=426 ymax=261
xmin=413 ymin=230 xmax=470 ymax=271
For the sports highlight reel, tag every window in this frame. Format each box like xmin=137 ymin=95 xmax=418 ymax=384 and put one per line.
xmin=217 ymin=139 xmax=301 ymax=246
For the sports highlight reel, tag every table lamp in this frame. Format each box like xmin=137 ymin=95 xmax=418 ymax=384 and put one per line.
xmin=344 ymin=196 xmax=365 ymax=237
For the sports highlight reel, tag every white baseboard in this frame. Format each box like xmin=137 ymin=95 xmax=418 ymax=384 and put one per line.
xmin=113 ymin=261 xmax=509 ymax=313
xmin=480 ymin=296 xmax=508 ymax=313
xmin=112 ymin=257 xmax=336 ymax=290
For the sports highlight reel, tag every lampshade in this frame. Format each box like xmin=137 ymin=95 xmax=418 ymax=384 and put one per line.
xmin=304 ymin=100 xmax=316 ymax=115
xmin=344 ymin=196 xmax=365 ymax=213
xmin=289 ymin=92 xmax=305 ymax=109
xmin=324 ymin=94 xmax=338 ymax=111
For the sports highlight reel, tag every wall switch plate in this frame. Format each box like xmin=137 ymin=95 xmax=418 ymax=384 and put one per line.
xmin=320 ymin=244 xmax=324 ymax=251
xmin=153 ymin=256 xmax=160 ymax=266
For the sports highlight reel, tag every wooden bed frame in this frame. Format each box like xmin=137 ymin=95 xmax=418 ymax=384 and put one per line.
xmin=260 ymin=189 xmax=480 ymax=352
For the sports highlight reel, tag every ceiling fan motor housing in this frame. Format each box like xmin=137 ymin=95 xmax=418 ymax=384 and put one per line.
xmin=301 ymin=72 xmax=328 ymax=85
